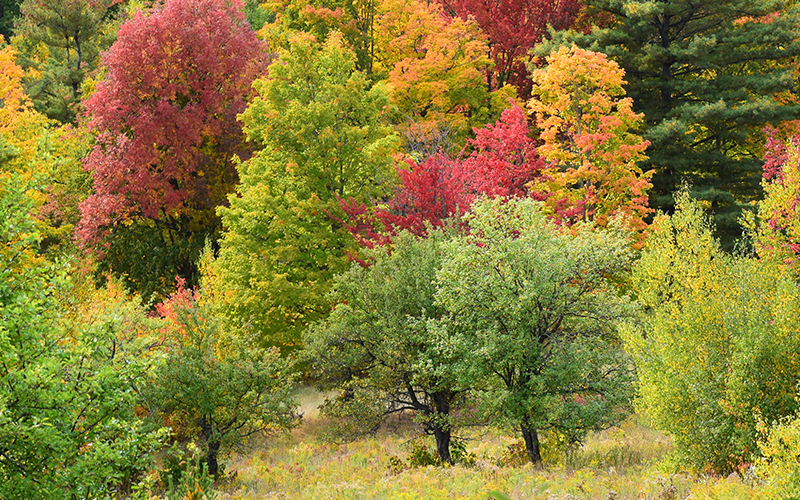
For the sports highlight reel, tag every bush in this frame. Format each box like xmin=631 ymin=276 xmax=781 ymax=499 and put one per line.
xmin=145 ymin=253 xmax=299 ymax=477
xmin=756 ymin=414 xmax=800 ymax=499
xmin=624 ymin=191 xmax=800 ymax=473
xmin=0 ymin=177 xmax=166 ymax=498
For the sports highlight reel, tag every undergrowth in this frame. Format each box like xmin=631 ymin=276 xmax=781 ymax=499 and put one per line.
xmin=168 ymin=389 xmax=770 ymax=500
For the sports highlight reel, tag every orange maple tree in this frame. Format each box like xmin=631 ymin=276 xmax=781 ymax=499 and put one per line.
xmin=529 ymin=46 xmax=652 ymax=232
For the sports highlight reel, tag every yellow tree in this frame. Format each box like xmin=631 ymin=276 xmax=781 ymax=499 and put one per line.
xmin=0 ymin=45 xmax=50 ymax=174
xmin=624 ymin=190 xmax=800 ymax=473
xmin=374 ymin=0 xmax=513 ymax=154
xmin=529 ymin=46 xmax=651 ymax=232
xmin=744 ymin=144 xmax=800 ymax=274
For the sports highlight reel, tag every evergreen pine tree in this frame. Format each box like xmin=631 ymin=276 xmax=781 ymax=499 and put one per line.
xmin=539 ymin=0 xmax=800 ymax=246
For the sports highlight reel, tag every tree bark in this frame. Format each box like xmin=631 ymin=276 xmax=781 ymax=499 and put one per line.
xmin=206 ymin=439 xmax=220 ymax=477
xmin=433 ymin=425 xmax=452 ymax=464
xmin=521 ymin=425 xmax=542 ymax=466
xmin=431 ymin=391 xmax=452 ymax=464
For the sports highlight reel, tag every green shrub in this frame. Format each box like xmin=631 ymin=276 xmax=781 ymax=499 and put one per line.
xmin=624 ymin=191 xmax=800 ymax=473
xmin=756 ymin=415 xmax=800 ymax=500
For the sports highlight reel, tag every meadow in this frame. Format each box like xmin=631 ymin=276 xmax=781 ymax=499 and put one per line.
xmin=211 ymin=388 xmax=763 ymax=500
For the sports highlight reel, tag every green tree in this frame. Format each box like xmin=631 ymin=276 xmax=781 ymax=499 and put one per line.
xmin=12 ymin=0 xmax=120 ymax=123
xmin=540 ymin=1 xmax=800 ymax=246
xmin=214 ymin=32 xmax=397 ymax=350
xmin=0 ymin=176 xmax=165 ymax=498
xmin=145 ymin=268 xmax=298 ymax=477
xmin=0 ymin=0 xmax=22 ymax=42
xmin=304 ymin=229 xmax=467 ymax=464
xmin=435 ymin=197 xmax=635 ymax=465
xmin=623 ymin=190 xmax=800 ymax=473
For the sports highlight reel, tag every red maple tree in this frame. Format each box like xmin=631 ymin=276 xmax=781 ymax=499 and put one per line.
xmin=435 ymin=0 xmax=582 ymax=98
xmin=342 ymin=104 xmax=547 ymax=246
xmin=77 ymin=0 xmax=267 ymax=249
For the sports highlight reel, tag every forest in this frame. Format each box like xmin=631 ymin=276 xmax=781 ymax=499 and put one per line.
xmin=3 ymin=0 xmax=800 ymax=498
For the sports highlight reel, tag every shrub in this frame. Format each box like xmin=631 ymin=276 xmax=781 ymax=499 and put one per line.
xmin=624 ymin=191 xmax=800 ymax=473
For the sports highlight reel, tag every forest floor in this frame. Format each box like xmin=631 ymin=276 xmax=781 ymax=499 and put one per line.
xmin=213 ymin=387 xmax=764 ymax=500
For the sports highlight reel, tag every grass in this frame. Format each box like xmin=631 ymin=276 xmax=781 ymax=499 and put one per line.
xmin=204 ymin=389 xmax=765 ymax=500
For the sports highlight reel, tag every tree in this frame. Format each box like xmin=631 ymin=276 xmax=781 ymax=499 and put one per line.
xmin=304 ymin=229 xmax=468 ymax=464
xmin=259 ymin=0 xmax=377 ymax=73
xmin=0 ymin=44 xmax=93 ymax=257
xmin=436 ymin=0 xmax=582 ymax=98
xmin=540 ymin=1 xmax=800 ymax=246
xmin=78 ymin=0 xmax=267 ymax=301
xmin=434 ymin=197 xmax=635 ymax=465
xmin=12 ymin=0 xmax=120 ymax=123
xmin=529 ymin=46 xmax=651 ymax=232
xmin=0 ymin=44 xmax=50 ymax=173
xmin=0 ymin=176 xmax=165 ymax=498
xmin=146 ymin=273 xmax=298 ymax=477
xmin=623 ymin=190 xmax=800 ymax=473
xmin=0 ymin=0 xmax=22 ymax=42
xmin=744 ymin=136 xmax=800 ymax=273
xmin=342 ymin=104 xmax=546 ymax=245
xmin=214 ymin=32 xmax=397 ymax=349
xmin=375 ymin=0 xmax=507 ymax=152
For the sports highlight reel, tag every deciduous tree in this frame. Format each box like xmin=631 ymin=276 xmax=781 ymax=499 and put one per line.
xmin=342 ymin=104 xmax=546 ymax=245
xmin=375 ymin=0 xmax=506 ymax=151
xmin=146 ymin=272 xmax=298 ymax=477
xmin=214 ymin=32 xmax=397 ymax=349
xmin=0 ymin=177 xmax=166 ymax=499
xmin=0 ymin=44 xmax=50 ymax=174
xmin=529 ymin=46 xmax=651 ymax=232
xmin=624 ymin=190 xmax=800 ymax=473
xmin=744 ymin=143 xmax=800 ymax=272
xmin=78 ymin=0 xmax=266 ymax=301
xmin=435 ymin=197 xmax=635 ymax=465
xmin=541 ymin=1 xmax=800 ymax=246
xmin=304 ymin=229 xmax=468 ymax=464
xmin=436 ymin=0 xmax=582 ymax=99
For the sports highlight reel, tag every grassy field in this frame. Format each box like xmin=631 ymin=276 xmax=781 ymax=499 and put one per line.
xmin=209 ymin=388 xmax=764 ymax=500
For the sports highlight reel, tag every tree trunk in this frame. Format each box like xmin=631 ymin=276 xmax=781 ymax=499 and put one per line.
xmin=520 ymin=425 xmax=542 ymax=466
xmin=431 ymin=391 xmax=453 ymax=464
xmin=206 ymin=439 xmax=220 ymax=477
xmin=433 ymin=425 xmax=452 ymax=464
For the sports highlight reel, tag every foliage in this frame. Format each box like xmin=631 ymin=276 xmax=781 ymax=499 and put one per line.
xmin=0 ymin=45 xmax=94 ymax=257
xmin=12 ymin=0 xmax=120 ymax=123
xmin=259 ymin=0 xmax=378 ymax=73
xmin=342 ymin=104 xmax=546 ymax=245
xmin=145 ymin=268 xmax=299 ymax=477
xmin=0 ymin=0 xmax=22 ymax=41
xmin=214 ymin=31 xmax=397 ymax=349
xmin=0 ymin=177 xmax=166 ymax=498
xmin=744 ymin=143 xmax=800 ymax=273
xmin=541 ymin=0 xmax=800 ymax=246
xmin=434 ymin=197 xmax=636 ymax=465
xmin=374 ymin=0 xmax=503 ymax=152
xmin=162 ymin=442 xmax=219 ymax=500
xmin=436 ymin=0 xmax=582 ymax=99
xmin=756 ymin=413 xmax=800 ymax=500
xmin=529 ymin=46 xmax=652 ymax=233
xmin=0 ymin=44 xmax=51 ymax=173
xmin=623 ymin=190 xmax=800 ymax=473
xmin=304 ymin=229 xmax=469 ymax=463
xmin=78 ymin=0 xmax=266 ymax=302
